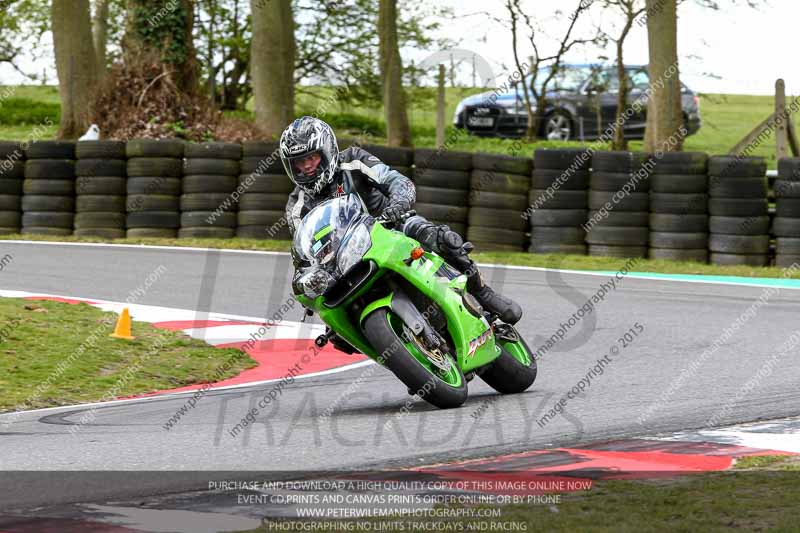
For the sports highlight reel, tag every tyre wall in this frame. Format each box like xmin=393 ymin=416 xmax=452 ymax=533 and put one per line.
xmin=0 ymin=138 xmax=793 ymax=266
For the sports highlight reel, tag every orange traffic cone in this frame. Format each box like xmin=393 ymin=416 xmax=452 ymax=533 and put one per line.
xmin=110 ymin=307 xmax=135 ymax=340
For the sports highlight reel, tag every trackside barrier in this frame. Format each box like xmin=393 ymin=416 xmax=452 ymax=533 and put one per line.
xmin=0 ymin=138 xmax=794 ymax=265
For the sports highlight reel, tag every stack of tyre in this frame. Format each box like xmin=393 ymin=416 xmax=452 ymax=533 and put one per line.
xmin=467 ymin=153 xmax=531 ymax=251
xmin=361 ymin=143 xmax=413 ymax=182
xmin=0 ymin=141 xmax=24 ymax=234
xmin=411 ymin=148 xmax=471 ymax=238
xmin=585 ymin=151 xmax=651 ymax=258
xmin=125 ymin=139 xmax=184 ymax=238
xmin=180 ymin=143 xmax=241 ymax=238
xmin=237 ymin=141 xmax=293 ymax=240
xmin=772 ymin=158 xmax=800 ymax=267
xmin=74 ymin=141 xmax=127 ymax=238
xmin=22 ymin=141 xmax=76 ymax=236
xmin=528 ymin=148 xmax=591 ymax=255
xmin=707 ymin=156 xmax=769 ymax=266
xmin=648 ymin=152 xmax=710 ymax=263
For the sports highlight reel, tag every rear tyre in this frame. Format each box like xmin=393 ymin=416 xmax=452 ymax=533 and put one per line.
xmin=362 ymin=309 xmax=467 ymax=409
xmin=478 ymin=326 xmax=537 ymax=394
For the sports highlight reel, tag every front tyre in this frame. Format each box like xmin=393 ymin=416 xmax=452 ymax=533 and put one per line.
xmin=479 ymin=328 xmax=537 ymax=394
xmin=362 ymin=309 xmax=468 ymax=409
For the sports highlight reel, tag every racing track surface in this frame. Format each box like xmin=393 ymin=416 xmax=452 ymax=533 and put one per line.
xmin=1 ymin=242 xmax=799 ymax=509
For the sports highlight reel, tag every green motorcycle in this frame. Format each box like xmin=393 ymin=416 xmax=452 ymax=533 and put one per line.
xmin=293 ymin=194 xmax=537 ymax=409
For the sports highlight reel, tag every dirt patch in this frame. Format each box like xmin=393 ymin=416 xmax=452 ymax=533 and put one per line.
xmin=90 ymin=59 xmax=264 ymax=142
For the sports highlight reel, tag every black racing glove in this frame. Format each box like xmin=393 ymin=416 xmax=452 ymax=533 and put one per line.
xmin=381 ymin=202 xmax=409 ymax=226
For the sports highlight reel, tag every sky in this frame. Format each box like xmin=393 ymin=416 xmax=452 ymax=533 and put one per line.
xmin=0 ymin=0 xmax=790 ymax=96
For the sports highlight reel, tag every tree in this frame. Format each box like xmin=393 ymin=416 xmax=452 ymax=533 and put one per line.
xmin=294 ymin=0 xmax=449 ymax=109
xmin=122 ymin=0 xmax=200 ymax=94
xmin=506 ymin=0 xmax=598 ymax=140
xmin=602 ymin=0 xmax=646 ymax=150
xmin=250 ymin=0 xmax=295 ymax=138
xmin=0 ymin=0 xmax=50 ymax=81
xmin=92 ymin=0 xmax=110 ymax=79
xmin=194 ymin=0 xmax=252 ymax=110
xmin=378 ymin=0 xmax=412 ymax=147
xmin=643 ymin=0 xmax=683 ymax=152
xmin=188 ymin=0 xmax=448 ymax=113
xmin=51 ymin=0 xmax=98 ymax=138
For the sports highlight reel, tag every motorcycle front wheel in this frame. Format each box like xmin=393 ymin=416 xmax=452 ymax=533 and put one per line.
xmin=362 ymin=309 xmax=468 ymax=409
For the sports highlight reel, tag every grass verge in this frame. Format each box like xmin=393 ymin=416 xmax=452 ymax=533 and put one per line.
xmin=2 ymin=86 xmax=796 ymax=168
xmin=0 ymin=298 xmax=255 ymax=412
xmin=4 ymin=233 xmax=800 ymax=280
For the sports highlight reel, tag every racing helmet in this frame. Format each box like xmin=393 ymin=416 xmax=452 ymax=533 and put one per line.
xmin=279 ymin=116 xmax=340 ymax=195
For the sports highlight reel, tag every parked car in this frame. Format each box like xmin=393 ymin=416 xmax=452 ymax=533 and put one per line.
xmin=453 ymin=63 xmax=701 ymax=140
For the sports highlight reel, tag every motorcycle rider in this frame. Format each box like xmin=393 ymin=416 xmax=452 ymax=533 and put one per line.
xmin=280 ymin=116 xmax=522 ymax=325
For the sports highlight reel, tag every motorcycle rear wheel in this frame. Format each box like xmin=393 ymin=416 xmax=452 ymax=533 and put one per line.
xmin=362 ymin=309 xmax=468 ymax=409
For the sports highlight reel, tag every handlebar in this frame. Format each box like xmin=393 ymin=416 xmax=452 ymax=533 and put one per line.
xmin=376 ymin=209 xmax=416 ymax=226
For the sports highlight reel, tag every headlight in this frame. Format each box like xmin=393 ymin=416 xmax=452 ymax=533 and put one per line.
xmin=297 ymin=268 xmax=335 ymax=299
xmin=337 ymin=222 xmax=372 ymax=275
xmin=501 ymin=98 xmax=534 ymax=115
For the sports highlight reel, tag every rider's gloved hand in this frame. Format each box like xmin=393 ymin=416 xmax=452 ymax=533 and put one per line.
xmin=381 ymin=202 xmax=408 ymax=226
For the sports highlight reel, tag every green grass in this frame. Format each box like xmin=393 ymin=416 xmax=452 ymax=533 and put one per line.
xmin=0 ymin=85 xmax=61 ymax=104
xmin=734 ymin=455 xmax=788 ymax=469
xmin=0 ymin=97 xmax=60 ymax=125
xmin=0 ymin=86 xmax=60 ymax=141
xmin=6 ymin=85 xmax=794 ymax=168
xmin=0 ymin=123 xmax=59 ymax=140
xmin=0 ymin=297 xmax=255 ymax=411
xmin=3 ymin=233 xmax=799 ymax=280
xmin=735 ymin=455 xmax=800 ymax=471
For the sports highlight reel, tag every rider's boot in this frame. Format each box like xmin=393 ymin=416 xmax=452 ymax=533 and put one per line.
xmin=403 ymin=216 xmax=522 ymax=325
xmin=463 ymin=263 xmax=522 ymax=325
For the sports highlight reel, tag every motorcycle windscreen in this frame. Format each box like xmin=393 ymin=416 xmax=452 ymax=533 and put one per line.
xmin=292 ymin=194 xmax=364 ymax=270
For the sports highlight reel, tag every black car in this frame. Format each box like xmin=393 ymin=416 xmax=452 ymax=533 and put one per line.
xmin=453 ymin=63 xmax=701 ymax=140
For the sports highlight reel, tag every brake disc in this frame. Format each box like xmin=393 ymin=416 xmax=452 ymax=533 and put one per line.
xmin=403 ymin=324 xmax=452 ymax=372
